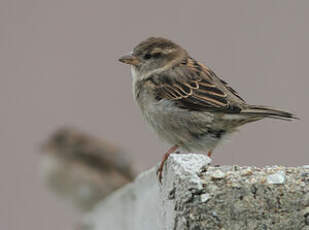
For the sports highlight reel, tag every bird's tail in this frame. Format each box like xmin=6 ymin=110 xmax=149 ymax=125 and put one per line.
xmin=241 ymin=105 xmax=298 ymax=121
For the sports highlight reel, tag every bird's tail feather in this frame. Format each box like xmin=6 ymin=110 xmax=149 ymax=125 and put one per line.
xmin=241 ymin=105 xmax=298 ymax=121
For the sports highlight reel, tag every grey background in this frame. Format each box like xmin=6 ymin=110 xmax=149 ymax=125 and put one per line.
xmin=0 ymin=0 xmax=308 ymax=229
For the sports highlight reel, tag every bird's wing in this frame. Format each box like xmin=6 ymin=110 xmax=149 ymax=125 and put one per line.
xmin=151 ymin=57 xmax=245 ymax=113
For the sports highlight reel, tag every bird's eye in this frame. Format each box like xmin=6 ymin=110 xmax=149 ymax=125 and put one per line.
xmin=143 ymin=53 xmax=152 ymax=60
xmin=152 ymin=52 xmax=161 ymax=58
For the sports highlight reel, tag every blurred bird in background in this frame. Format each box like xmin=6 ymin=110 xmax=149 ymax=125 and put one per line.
xmin=40 ymin=127 xmax=136 ymax=212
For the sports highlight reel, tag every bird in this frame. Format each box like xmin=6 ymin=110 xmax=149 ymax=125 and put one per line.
xmin=40 ymin=127 xmax=136 ymax=211
xmin=119 ymin=37 xmax=297 ymax=183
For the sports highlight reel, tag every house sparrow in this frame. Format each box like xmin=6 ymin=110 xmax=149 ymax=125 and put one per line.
xmin=40 ymin=127 xmax=136 ymax=211
xmin=119 ymin=37 xmax=297 ymax=183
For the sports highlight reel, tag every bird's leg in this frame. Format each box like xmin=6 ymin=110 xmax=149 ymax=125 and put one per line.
xmin=207 ymin=150 xmax=213 ymax=158
xmin=157 ymin=145 xmax=178 ymax=183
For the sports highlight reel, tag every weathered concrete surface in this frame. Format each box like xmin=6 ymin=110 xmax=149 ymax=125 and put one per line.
xmin=81 ymin=154 xmax=309 ymax=230
xmin=80 ymin=167 xmax=162 ymax=230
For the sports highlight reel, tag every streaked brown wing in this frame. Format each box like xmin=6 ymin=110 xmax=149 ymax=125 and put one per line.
xmin=219 ymin=78 xmax=245 ymax=102
xmin=152 ymin=57 xmax=243 ymax=113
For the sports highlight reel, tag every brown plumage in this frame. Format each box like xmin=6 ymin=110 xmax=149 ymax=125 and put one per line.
xmin=40 ymin=127 xmax=136 ymax=210
xmin=119 ymin=37 xmax=298 ymax=182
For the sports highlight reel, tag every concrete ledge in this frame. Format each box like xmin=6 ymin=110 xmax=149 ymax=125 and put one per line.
xmin=81 ymin=154 xmax=309 ymax=230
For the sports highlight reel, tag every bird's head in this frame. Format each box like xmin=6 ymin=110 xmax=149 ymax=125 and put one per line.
xmin=119 ymin=37 xmax=187 ymax=79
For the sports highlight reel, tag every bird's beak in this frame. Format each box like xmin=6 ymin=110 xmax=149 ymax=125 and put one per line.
xmin=119 ymin=55 xmax=141 ymax=66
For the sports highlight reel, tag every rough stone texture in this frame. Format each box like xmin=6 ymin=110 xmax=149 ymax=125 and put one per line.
xmin=81 ymin=154 xmax=309 ymax=230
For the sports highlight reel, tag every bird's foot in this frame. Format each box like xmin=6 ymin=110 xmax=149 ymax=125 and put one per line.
xmin=156 ymin=145 xmax=178 ymax=183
